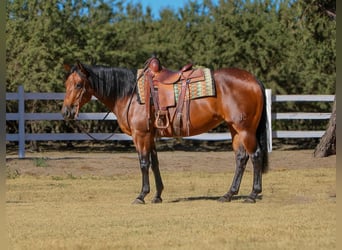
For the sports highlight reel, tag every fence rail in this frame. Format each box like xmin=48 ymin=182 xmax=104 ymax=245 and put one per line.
xmin=6 ymin=85 xmax=335 ymax=158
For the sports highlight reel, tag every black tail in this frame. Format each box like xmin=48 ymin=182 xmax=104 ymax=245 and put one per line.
xmin=256 ymin=80 xmax=269 ymax=173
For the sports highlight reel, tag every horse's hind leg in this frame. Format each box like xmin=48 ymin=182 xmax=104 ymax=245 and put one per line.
xmin=218 ymin=130 xmax=249 ymax=202
xmin=226 ymin=129 xmax=263 ymax=203
xmin=150 ymin=145 xmax=164 ymax=203
xmin=245 ymin=145 xmax=263 ymax=203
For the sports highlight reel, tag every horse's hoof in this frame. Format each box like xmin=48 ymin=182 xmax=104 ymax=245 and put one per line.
xmin=151 ymin=197 xmax=163 ymax=204
xmin=132 ymin=198 xmax=145 ymax=204
xmin=243 ymin=197 xmax=256 ymax=203
xmin=217 ymin=196 xmax=231 ymax=203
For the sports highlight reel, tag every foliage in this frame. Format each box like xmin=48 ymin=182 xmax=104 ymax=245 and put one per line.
xmin=6 ymin=0 xmax=335 ymax=94
xmin=33 ymin=157 xmax=48 ymax=168
xmin=6 ymin=0 xmax=336 ymax=137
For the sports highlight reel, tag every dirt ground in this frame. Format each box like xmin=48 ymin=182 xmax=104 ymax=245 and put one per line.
xmin=6 ymin=145 xmax=336 ymax=178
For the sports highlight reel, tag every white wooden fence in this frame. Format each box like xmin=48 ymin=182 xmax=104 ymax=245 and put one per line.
xmin=6 ymin=85 xmax=334 ymax=158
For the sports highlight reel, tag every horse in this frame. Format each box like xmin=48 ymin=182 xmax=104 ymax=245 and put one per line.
xmin=61 ymin=59 xmax=269 ymax=204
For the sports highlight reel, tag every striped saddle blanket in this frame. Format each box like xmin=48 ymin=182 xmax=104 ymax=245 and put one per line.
xmin=136 ymin=67 xmax=215 ymax=107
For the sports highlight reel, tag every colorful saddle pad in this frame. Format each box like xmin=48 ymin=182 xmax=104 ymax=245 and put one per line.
xmin=137 ymin=68 xmax=215 ymax=106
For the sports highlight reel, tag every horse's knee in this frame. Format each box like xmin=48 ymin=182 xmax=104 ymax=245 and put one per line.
xmin=139 ymin=154 xmax=150 ymax=170
xmin=235 ymin=147 xmax=249 ymax=166
xmin=251 ymin=146 xmax=260 ymax=158
xmin=250 ymin=146 xmax=262 ymax=164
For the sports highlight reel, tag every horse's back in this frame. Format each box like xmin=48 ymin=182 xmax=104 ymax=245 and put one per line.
xmin=213 ymin=68 xmax=261 ymax=89
xmin=213 ymin=67 xmax=263 ymax=99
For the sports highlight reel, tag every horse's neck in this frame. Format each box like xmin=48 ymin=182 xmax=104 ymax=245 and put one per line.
xmin=93 ymin=93 xmax=115 ymax=112
xmin=94 ymin=93 xmax=133 ymax=135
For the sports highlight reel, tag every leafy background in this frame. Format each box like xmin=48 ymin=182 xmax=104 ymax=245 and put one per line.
xmin=5 ymin=0 xmax=336 ymax=148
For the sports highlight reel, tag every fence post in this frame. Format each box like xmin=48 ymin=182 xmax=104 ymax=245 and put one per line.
xmin=18 ymin=85 xmax=25 ymax=158
xmin=265 ymin=89 xmax=272 ymax=152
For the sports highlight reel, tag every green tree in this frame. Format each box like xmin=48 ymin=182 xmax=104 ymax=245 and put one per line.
xmin=6 ymin=0 xmax=336 ymax=148
xmin=6 ymin=0 xmax=85 ymax=92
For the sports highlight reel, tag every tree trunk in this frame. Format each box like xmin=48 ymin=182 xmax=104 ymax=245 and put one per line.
xmin=314 ymin=97 xmax=336 ymax=157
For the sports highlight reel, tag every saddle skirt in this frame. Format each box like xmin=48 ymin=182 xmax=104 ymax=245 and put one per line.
xmin=137 ymin=67 xmax=215 ymax=107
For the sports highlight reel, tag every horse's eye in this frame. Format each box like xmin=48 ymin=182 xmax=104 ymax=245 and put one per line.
xmin=75 ymin=83 xmax=83 ymax=89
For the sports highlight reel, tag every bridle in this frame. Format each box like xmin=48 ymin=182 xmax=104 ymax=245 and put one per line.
xmin=69 ymin=69 xmax=88 ymax=118
xmin=66 ymin=68 xmax=118 ymax=141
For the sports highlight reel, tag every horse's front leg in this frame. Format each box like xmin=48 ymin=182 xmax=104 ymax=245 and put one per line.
xmin=133 ymin=152 xmax=151 ymax=204
xmin=150 ymin=145 xmax=164 ymax=203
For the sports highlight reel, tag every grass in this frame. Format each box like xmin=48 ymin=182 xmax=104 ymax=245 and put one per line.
xmin=6 ymin=167 xmax=335 ymax=250
xmin=33 ymin=157 xmax=48 ymax=168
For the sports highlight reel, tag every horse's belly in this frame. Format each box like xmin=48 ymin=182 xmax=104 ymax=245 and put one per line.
xmin=159 ymin=100 xmax=223 ymax=137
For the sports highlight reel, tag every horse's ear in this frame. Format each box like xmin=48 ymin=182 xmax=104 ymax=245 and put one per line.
xmin=63 ymin=64 xmax=72 ymax=72
xmin=76 ymin=60 xmax=89 ymax=77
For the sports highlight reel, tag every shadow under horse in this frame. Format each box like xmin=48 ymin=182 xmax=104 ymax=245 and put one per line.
xmin=61 ymin=57 xmax=269 ymax=204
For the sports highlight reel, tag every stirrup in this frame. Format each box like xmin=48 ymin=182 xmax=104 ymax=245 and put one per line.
xmin=154 ymin=110 xmax=170 ymax=129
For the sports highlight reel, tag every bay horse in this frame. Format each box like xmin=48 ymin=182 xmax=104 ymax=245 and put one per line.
xmin=61 ymin=59 xmax=269 ymax=204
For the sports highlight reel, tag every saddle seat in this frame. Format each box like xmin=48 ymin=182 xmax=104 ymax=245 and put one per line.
xmin=153 ymin=64 xmax=193 ymax=84
xmin=148 ymin=57 xmax=201 ymax=85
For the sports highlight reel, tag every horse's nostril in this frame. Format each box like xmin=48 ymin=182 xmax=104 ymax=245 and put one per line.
xmin=62 ymin=106 xmax=72 ymax=120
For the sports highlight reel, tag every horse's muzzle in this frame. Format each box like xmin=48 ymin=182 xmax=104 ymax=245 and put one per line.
xmin=61 ymin=105 xmax=78 ymax=120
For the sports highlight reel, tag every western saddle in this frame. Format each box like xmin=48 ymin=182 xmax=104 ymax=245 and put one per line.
xmin=142 ymin=56 xmax=205 ymax=136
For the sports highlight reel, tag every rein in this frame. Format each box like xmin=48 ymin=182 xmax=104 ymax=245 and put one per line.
xmin=67 ymin=111 xmax=119 ymax=141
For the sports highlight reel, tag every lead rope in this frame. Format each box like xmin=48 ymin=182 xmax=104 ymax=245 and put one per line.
xmin=67 ymin=110 xmax=119 ymax=141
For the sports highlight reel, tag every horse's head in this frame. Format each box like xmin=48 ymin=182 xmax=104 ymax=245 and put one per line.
xmin=61 ymin=62 xmax=93 ymax=120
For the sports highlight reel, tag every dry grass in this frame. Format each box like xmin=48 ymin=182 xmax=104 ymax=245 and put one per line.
xmin=6 ymin=166 xmax=335 ymax=250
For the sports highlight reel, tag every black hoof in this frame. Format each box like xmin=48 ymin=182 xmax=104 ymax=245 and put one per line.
xmin=132 ymin=198 xmax=145 ymax=204
xmin=151 ymin=197 xmax=163 ymax=204
xmin=217 ymin=195 xmax=232 ymax=203
xmin=243 ymin=197 xmax=256 ymax=203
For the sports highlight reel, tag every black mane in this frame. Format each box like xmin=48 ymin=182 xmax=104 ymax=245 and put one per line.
xmin=78 ymin=64 xmax=138 ymax=100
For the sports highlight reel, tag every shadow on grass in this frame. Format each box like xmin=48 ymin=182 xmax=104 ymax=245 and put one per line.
xmin=169 ymin=195 xmax=262 ymax=203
